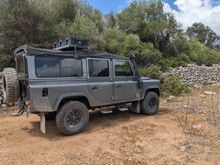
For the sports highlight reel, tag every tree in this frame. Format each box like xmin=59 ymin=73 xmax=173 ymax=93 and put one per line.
xmin=122 ymin=34 xmax=161 ymax=66
xmin=96 ymin=28 xmax=126 ymax=54
xmin=117 ymin=0 xmax=181 ymax=52
xmin=0 ymin=0 xmax=53 ymax=52
xmin=52 ymin=0 xmax=77 ymax=23
xmin=105 ymin=12 xmax=116 ymax=28
xmin=187 ymin=22 xmax=219 ymax=47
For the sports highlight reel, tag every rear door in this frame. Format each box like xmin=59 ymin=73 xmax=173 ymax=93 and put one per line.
xmin=87 ymin=58 xmax=113 ymax=106
xmin=113 ymin=59 xmax=137 ymax=101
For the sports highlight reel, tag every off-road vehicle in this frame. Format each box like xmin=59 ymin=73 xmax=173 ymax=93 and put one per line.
xmin=2 ymin=37 xmax=160 ymax=135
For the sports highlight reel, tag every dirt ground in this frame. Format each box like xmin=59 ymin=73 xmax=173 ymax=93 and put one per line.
xmin=0 ymin=85 xmax=220 ymax=165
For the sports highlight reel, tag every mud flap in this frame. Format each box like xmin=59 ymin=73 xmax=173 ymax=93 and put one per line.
xmin=40 ymin=113 xmax=46 ymax=134
xmin=131 ymin=101 xmax=141 ymax=113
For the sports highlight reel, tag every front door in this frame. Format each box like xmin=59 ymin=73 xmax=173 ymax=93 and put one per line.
xmin=87 ymin=58 xmax=113 ymax=106
xmin=113 ymin=59 xmax=137 ymax=101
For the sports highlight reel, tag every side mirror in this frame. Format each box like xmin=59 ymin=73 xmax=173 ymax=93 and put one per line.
xmin=128 ymin=51 xmax=135 ymax=59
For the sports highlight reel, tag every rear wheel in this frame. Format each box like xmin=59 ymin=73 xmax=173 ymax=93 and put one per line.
xmin=141 ymin=91 xmax=159 ymax=115
xmin=2 ymin=68 xmax=19 ymax=104
xmin=55 ymin=101 xmax=89 ymax=136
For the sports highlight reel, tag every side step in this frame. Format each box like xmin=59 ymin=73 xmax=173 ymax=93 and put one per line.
xmin=118 ymin=107 xmax=128 ymax=112
xmin=100 ymin=107 xmax=113 ymax=114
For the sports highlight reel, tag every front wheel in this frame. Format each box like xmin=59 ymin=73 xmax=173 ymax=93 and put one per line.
xmin=55 ymin=101 xmax=89 ymax=136
xmin=141 ymin=91 xmax=159 ymax=115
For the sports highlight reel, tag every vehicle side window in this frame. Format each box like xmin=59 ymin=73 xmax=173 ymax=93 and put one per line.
xmin=35 ymin=57 xmax=60 ymax=77
xmin=88 ymin=59 xmax=109 ymax=77
xmin=35 ymin=57 xmax=82 ymax=77
xmin=60 ymin=58 xmax=82 ymax=77
xmin=114 ymin=60 xmax=133 ymax=77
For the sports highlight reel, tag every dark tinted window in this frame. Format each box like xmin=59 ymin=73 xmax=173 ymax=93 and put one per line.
xmin=88 ymin=59 xmax=109 ymax=77
xmin=36 ymin=57 xmax=60 ymax=77
xmin=60 ymin=58 xmax=82 ymax=77
xmin=115 ymin=60 xmax=133 ymax=76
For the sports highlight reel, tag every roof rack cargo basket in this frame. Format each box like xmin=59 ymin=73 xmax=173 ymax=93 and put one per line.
xmin=53 ymin=37 xmax=89 ymax=51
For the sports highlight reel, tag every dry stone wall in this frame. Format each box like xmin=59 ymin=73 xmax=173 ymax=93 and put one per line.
xmin=170 ymin=64 xmax=220 ymax=85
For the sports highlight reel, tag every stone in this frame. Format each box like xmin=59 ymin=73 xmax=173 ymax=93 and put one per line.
xmin=199 ymin=94 xmax=206 ymax=98
xmin=204 ymin=91 xmax=216 ymax=95
xmin=193 ymin=124 xmax=202 ymax=129
xmin=180 ymin=146 xmax=186 ymax=152
xmin=1 ymin=104 xmax=7 ymax=108
xmin=169 ymin=64 xmax=220 ymax=86
xmin=167 ymin=95 xmax=177 ymax=102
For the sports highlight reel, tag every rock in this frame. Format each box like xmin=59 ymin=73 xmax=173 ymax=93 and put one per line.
xmin=199 ymin=94 xmax=206 ymax=98
xmin=192 ymin=124 xmax=202 ymax=129
xmin=183 ymin=104 xmax=190 ymax=109
xmin=167 ymin=95 xmax=177 ymax=102
xmin=180 ymin=146 xmax=186 ymax=152
xmin=204 ymin=91 xmax=216 ymax=95
xmin=135 ymin=141 xmax=145 ymax=148
xmin=1 ymin=104 xmax=7 ymax=108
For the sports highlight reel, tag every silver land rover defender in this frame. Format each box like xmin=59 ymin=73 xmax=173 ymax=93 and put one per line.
xmin=2 ymin=37 xmax=160 ymax=135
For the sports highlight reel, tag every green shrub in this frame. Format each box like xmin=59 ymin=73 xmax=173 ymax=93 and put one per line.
xmin=164 ymin=53 xmax=190 ymax=68
xmin=188 ymin=40 xmax=220 ymax=66
xmin=139 ymin=64 xmax=161 ymax=79
xmin=161 ymin=75 xmax=190 ymax=96
xmin=0 ymin=54 xmax=13 ymax=71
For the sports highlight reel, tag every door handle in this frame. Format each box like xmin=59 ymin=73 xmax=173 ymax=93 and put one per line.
xmin=91 ymin=86 xmax=98 ymax=90
xmin=116 ymin=84 xmax=122 ymax=88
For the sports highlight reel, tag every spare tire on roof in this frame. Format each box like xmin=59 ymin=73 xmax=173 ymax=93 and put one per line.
xmin=2 ymin=68 xmax=19 ymax=104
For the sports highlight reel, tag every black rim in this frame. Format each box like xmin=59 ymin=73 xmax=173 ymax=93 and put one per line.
xmin=65 ymin=110 xmax=82 ymax=128
xmin=148 ymin=97 xmax=157 ymax=109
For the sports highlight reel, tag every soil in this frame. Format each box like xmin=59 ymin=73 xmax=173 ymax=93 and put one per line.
xmin=0 ymin=85 xmax=219 ymax=165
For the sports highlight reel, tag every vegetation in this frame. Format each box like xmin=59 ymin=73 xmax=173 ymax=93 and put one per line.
xmin=161 ymin=76 xmax=190 ymax=96
xmin=187 ymin=22 xmax=219 ymax=48
xmin=0 ymin=0 xmax=219 ymax=95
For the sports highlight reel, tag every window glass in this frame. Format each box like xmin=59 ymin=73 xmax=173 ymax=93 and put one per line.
xmin=115 ymin=60 xmax=133 ymax=76
xmin=60 ymin=58 xmax=82 ymax=77
xmin=89 ymin=59 xmax=109 ymax=77
xmin=36 ymin=57 xmax=60 ymax=77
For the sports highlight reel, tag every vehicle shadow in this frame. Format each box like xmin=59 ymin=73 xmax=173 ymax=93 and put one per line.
xmin=23 ymin=108 xmax=170 ymax=140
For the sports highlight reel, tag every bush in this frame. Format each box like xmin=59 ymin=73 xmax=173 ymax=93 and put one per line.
xmin=188 ymin=40 xmax=220 ymax=66
xmin=139 ymin=64 xmax=161 ymax=79
xmin=0 ymin=54 xmax=13 ymax=71
xmin=163 ymin=53 xmax=190 ymax=68
xmin=161 ymin=75 xmax=190 ymax=96
xmin=98 ymin=27 xmax=126 ymax=54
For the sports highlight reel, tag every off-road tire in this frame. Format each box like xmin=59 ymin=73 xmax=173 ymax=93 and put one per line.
xmin=141 ymin=91 xmax=159 ymax=115
xmin=55 ymin=101 xmax=89 ymax=136
xmin=2 ymin=68 xmax=19 ymax=104
xmin=45 ymin=112 xmax=56 ymax=120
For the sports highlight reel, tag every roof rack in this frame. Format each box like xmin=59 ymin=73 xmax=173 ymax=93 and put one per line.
xmin=53 ymin=37 xmax=89 ymax=51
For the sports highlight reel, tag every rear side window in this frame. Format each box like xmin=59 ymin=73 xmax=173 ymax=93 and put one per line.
xmin=35 ymin=56 xmax=82 ymax=77
xmin=60 ymin=58 xmax=82 ymax=77
xmin=114 ymin=60 xmax=133 ymax=76
xmin=35 ymin=57 xmax=60 ymax=77
xmin=88 ymin=59 xmax=109 ymax=77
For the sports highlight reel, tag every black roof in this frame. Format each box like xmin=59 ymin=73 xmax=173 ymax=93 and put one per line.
xmin=14 ymin=45 xmax=129 ymax=60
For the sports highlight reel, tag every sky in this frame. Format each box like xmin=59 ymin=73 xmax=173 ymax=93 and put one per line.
xmin=87 ymin=0 xmax=220 ymax=34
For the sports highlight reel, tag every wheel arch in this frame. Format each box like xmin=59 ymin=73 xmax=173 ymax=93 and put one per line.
xmin=53 ymin=93 xmax=91 ymax=112
xmin=143 ymin=88 xmax=160 ymax=99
